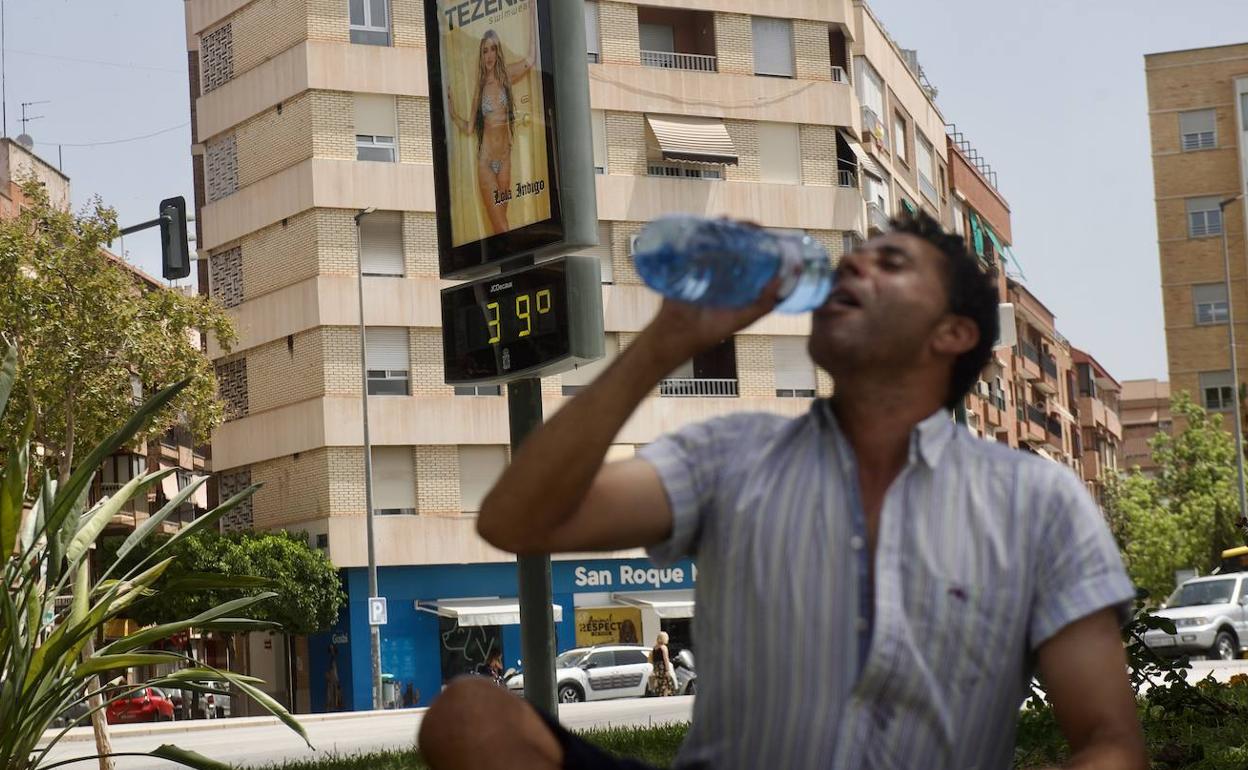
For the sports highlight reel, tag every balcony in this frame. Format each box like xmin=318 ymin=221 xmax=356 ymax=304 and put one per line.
xmin=831 ymin=65 xmax=848 ymax=83
xmin=837 ymin=169 xmax=857 ymax=189
xmin=861 ymin=106 xmax=887 ymax=149
xmin=918 ymin=174 xmax=939 ymax=204
xmin=866 ymin=202 xmax=889 ymax=232
xmin=1026 ymin=402 xmax=1047 ymax=426
xmin=659 ymin=378 xmax=739 ymax=398
xmin=647 ymin=161 xmax=722 ymax=180
xmin=1041 ymin=354 xmax=1058 ymax=379
xmin=1016 ymin=341 xmax=1042 ymax=380
xmin=641 ymin=50 xmax=717 ymax=72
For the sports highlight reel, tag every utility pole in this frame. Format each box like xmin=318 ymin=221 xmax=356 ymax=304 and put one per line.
xmin=353 ymin=207 xmax=384 ymax=710
xmin=1220 ymin=193 xmax=1247 ymax=526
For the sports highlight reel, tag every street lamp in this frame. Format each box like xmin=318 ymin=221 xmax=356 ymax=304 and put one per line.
xmin=1219 ymin=193 xmax=1246 ymax=528
xmin=353 ymin=207 xmax=383 ymax=710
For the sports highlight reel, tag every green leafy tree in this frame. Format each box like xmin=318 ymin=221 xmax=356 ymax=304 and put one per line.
xmin=1104 ymin=392 xmax=1242 ymax=601
xmin=0 ymin=178 xmax=235 ymax=479
xmin=104 ymin=530 xmax=344 ymax=636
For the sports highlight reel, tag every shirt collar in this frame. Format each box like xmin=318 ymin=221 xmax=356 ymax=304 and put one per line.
xmin=817 ymin=401 xmax=955 ymax=470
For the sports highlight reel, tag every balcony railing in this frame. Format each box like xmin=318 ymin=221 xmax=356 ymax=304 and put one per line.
xmin=1041 ymin=354 xmax=1058 ymax=379
xmin=648 ymin=162 xmax=722 ymax=180
xmin=1019 ymin=340 xmax=1041 ymax=366
xmin=659 ymin=378 xmax=739 ymax=397
xmin=990 ymin=393 xmax=1006 ymax=412
xmin=1026 ymin=403 xmax=1046 ymax=426
xmin=1046 ymin=416 xmax=1063 ymax=439
xmin=837 ymin=169 xmax=857 ymax=188
xmin=640 ymin=50 xmax=717 ymax=72
xmin=100 ymin=482 xmax=149 ymax=515
xmin=861 ymin=106 xmax=887 ymax=148
xmin=830 ymin=65 xmax=848 ymax=83
xmin=866 ymin=202 xmax=889 ymax=232
xmin=918 ymin=174 xmax=939 ymax=203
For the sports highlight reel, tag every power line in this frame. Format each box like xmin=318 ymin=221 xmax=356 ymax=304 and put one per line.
xmin=7 ymin=47 xmax=183 ymax=75
xmin=36 ymin=121 xmax=189 ymax=148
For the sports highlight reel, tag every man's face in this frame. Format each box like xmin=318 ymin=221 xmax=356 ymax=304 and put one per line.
xmin=808 ymin=232 xmax=952 ymax=378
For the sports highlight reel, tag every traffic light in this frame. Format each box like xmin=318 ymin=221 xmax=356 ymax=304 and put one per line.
xmin=158 ymin=196 xmax=190 ymax=280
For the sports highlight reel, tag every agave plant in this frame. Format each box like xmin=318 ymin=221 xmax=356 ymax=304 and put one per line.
xmin=0 ymin=342 xmax=311 ymax=770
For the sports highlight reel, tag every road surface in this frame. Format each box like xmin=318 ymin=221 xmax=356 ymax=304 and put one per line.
xmin=37 ymin=696 xmax=695 ymax=769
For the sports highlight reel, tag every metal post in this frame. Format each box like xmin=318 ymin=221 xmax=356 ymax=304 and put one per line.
xmin=354 ymin=208 xmax=383 ymax=711
xmin=507 ymin=376 xmax=558 ymax=716
xmin=1220 ymin=194 xmax=1247 ymax=526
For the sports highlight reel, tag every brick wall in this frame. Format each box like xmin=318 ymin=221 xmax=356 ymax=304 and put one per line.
xmin=239 ymin=211 xmax=317 ymax=299
xmin=403 ymin=212 xmax=439 ymax=276
xmin=323 ymin=327 xmax=362 ymax=396
xmin=253 ymin=448 xmax=335 ymax=528
xmin=246 ymin=329 xmax=328 ymax=413
xmin=713 ymin=13 xmax=753 ymax=75
xmin=411 ymin=327 xmax=454 ymax=396
xmin=793 ymin=20 xmax=831 ymax=81
xmin=606 ymin=112 xmax=647 ymax=176
xmin=800 ymin=124 xmax=837 ymax=187
xmin=392 ymin=0 xmax=425 ymax=47
xmin=236 ymin=92 xmax=315 ymax=187
xmin=311 ymin=91 xmax=357 ymax=161
xmin=232 ymin=0 xmax=309 ymax=77
xmin=397 ymin=97 xmax=432 ymax=164
xmin=724 ymin=120 xmax=760 ymax=182
xmin=735 ymin=335 xmax=775 ymax=396
xmin=599 ymin=2 xmax=640 ymax=65
xmin=816 ymin=367 xmax=834 ymax=397
xmin=610 ymin=221 xmax=644 ymax=284
xmin=416 ymin=446 xmax=460 ymax=515
xmin=307 ymin=0 xmax=350 ymax=42
xmin=326 ymin=447 xmax=366 ymax=516
xmin=807 ymin=229 xmax=845 ymax=265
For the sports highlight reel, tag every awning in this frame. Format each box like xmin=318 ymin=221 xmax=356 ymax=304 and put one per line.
xmin=159 ymin=467 xmax=179 ymax=499
xmin=417 ymin=598 xmax=564 ymax=627
xmin=901 ymin=198 xmax=917 ymax=215
xmin=613 ymin=590 xmax=695 ymax=619
xmin=858 ymin=150 xmax=885 ymax=180
xmin=837 ymin=129 xmax=867 ymax=167
xmin=968 ymin=211 xmax=985 ymax=258
xmin=191 ymin=475 xmax=209 ymax=509
xmin=646 ymin=115 xmax=738 ymax=165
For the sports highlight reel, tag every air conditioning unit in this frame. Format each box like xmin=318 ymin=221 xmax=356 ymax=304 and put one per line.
xmin=976 ymin=381 xmax=991 ymax=397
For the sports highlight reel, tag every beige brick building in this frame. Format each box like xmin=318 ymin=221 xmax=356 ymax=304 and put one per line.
xmin=183 ymin=0 xmax=954 ymax=711
xmin=1146 ymin=43 xmax=1248 ymax=426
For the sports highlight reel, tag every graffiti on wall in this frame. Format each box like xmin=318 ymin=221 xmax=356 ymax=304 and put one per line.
xmin=438 ymin=617 xmax=503 ymax=683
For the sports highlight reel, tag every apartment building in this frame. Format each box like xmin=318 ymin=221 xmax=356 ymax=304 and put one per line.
xmin=1119 ymin=379 xmax=1172 ymax=474
xmin=1071 ymin=349 xmax=1123 ymax=499
xmin=1145 ymin=43 xmax=1248 ymax=427
xmin=182 ymin=0 xmax=955 ymax=711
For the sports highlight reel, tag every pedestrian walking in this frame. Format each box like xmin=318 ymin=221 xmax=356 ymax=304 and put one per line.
xmin=646 ymin=632 xmax=676 ymax=697
xmin=419 ymin=210 xmax=1146 ymax=770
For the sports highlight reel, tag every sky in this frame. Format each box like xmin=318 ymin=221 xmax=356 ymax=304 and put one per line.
xmin=3 ymin=0 xmax=1246 ymax=381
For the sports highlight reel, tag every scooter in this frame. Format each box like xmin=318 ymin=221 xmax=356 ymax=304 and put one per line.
xmin=673 ymin=649 xmax=696 ymax=695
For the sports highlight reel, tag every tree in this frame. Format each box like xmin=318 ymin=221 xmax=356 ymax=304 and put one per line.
xmin=1103 ymin=392 xmax=1242 ymax=601
xmin=104 ymin=530 xmax=345 ymax=636
xmin=0 ymin=178 xmax=235 ymax=479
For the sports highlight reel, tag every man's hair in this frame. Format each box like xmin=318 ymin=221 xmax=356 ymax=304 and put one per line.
xmin=888 ymin=209 xmax=999 ymax=411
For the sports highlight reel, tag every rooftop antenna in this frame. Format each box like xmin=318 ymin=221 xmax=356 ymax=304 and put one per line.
xmin=19 ymin=100 xmax=47 ymax=136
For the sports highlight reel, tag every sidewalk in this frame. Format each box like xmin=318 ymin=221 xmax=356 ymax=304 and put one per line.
xmin=43 ymin=707 xmax=426 ymax=744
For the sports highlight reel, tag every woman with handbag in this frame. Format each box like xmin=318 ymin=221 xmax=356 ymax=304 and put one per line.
xmin=647 ymin=632 xmax=677 ymax=697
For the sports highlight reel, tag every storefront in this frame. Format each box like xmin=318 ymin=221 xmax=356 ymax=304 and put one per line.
xmin=308 ymin=556 xmax=696 ymax=711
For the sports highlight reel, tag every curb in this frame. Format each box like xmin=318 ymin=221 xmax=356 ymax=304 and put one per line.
xmin=43 ymin=707 xmax=428 ymax=745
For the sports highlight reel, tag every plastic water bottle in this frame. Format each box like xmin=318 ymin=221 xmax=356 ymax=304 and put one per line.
xmin=631 ymin=216 xmax=834 ymax=313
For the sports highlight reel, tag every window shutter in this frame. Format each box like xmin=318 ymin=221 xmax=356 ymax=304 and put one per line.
xmin=1193 ymin=283 xmax=1228 ymax=305
xmin=360 ymin=211 xmax=404 ymax=276
xmin=1179 ymin=109 xmax=1216 ymax=136
xmin=758 ymin=123 xmax=801 ymax=184
xmin=773 ymin=337 xmax=816 ymax=391
xmin=915 ymin=135 xmax=934 ymax=177
xmin=584 ymin=2 xmax=601 ymax=59
xmin=562 ymin=333 xmax=618 ymax=387
xmin=354 ymin=93 xmax=396 ymax=137
xmin=752 ymin=17 xmax=794 ymax=77
xmin=591 ymin=110 xmax=607 ymax=171
xmin=458 ymin=446 xmax=508 ymax=512
xmin=371 ymin=446 xmax=416 ymax=511
xmin=366 ymin=328 xmax=409 ymax=370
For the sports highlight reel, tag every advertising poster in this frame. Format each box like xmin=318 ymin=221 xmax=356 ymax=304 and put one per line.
xmin=574 ymin=607 xmax=643 ymax=647
xmin=438 ymin=0 xmax=552 ymax=249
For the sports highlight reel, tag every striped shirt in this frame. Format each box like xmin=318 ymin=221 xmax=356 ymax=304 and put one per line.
xmin=638 ymin=402 xmax=1134 ymax=770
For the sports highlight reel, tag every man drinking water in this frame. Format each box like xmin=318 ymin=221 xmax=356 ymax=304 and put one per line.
xmin=419 ymin=211 xmax=1146 ymax=770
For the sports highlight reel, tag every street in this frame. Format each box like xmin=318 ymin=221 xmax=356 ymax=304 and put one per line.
xmin=37 ymin=696 xmax=695 ymax=769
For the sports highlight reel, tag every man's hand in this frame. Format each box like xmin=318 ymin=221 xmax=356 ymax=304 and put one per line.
xmin=639 ymin=281 xmax=781 ymax=373
xmin=1035 ymin=608 xmax=1146 ymax=770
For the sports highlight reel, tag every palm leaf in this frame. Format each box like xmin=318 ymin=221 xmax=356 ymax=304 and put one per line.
xmin=65 ymin=470 xmax=172 ymax=567
xmin=0 ymin=341 xmax=16 ymax=419
xmin=76 ymin=653 xmax=186 ymax=679
xmin=0 ymin=416 xmax=30 ymax=558
xmin=98 ymin=592 xmax=277 ymax=655
xmin=149 ymin=744 xmax=234 ymax=770
xmin=109 ymin=476 xmax=206 ymax=572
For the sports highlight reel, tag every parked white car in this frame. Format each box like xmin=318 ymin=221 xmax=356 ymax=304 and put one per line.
xmin=507 ymin=645 xmax=666 ymax=703
xmin=1144 ymin=573 xmax=1248 ymax=660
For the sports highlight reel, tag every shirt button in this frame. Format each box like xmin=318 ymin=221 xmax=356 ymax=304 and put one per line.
xmin=856 ymin=617 xmax=868 ymax=632
xmin=850 ymin=535 xmax=864 ymax=551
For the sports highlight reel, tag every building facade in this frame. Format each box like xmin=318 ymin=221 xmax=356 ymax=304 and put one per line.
xmin=1119 ymin=379 xmax=1172 ymax=475
xmin=1071 ymin=349 xmax=1123 ymax=500
xmin=1145 ymin=43 xmax=1248 ymax=426
xmin=182 ymin=0 xmax=961 ymax=711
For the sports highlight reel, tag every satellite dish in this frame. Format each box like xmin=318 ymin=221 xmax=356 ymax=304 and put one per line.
xmin=15 ymin=134 xmax=34 ymax=150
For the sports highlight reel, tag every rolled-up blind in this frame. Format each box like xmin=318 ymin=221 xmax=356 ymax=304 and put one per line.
xmin=354 ymin=93 xmax=396 ymax=137
xmin=372 ymin=447 xmax=416 ymax=511
xmin=773 ymin=337 xmax=816 ymax=391
xmin=360 ymin=211 xmax=404 ymax=276
xmin=584 ymin=2 xmax=601 ymax=59
xmin=752 ymin=17 xmax=794 ymax=77
xmin=365 ymin=328 xmax=409 ymax=370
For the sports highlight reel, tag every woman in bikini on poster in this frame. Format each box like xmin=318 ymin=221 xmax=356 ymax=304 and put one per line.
xmin=446 ymin=6 xmax=537 ymax=236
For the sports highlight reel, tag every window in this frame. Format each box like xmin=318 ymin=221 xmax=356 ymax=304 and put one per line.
xmin=371 ymin=446 xmax=415 ymax=515
xmin=315 ymin=533 xmax=329 ymax=549
xmin=359 ymin=211 xmax=403 ymax=276
xmin=855 ymin=58 xmax=885 ymax=128
xmin=915 ymin=134 xmax=937 ymax=203
xmin=640 ymin=23 xmax=675 ymax=53
xmin=1200 ymin=370 xmax=1235 ymax=412
xmin=453 ymin=385 xmax=502 ymax=396
xmin=893 ymin=113 xmax=908 ymax=164
xmin=1187 ymin=196 xmax=1223 ymax=238
xmin=1076 ymin=363 xmax=1097 ymax=399
xmin=349 ymin=0 xmax=390 ymax=46
xmin=751 ymin=17 xmax=794 ymax=78
xmin=1194 ymin=283 xmax=1230 ymax=325
xmin=354 ymin=93 xmax=397 ymax=162
xmin=585 ymin=651 xmax=615 ymax=668
xmin=616 ymin=650 xmax=649 ymax=665
xmin=591 ymin=110 xmax=607 ymax=174
xmin=1179 ymin=109 xmax=1216 ymax=151
xmin=951 ymin=198 xmax=965 ymax=236
xmin=584 ymin=1 xmax=601 ymax=62
xmin=365 ymin=327 xmax=409 ymax=395
xmin=458 ymin=446 xmax=508 ymax=513
xmin=562 ymin=333 xmax=617 ymax=394
xmin=758 ymin=123 xmax=801 ymax=184
xmin=773 ymin=337 xmax=816 ymax=397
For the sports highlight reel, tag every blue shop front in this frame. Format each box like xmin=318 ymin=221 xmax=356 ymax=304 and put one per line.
xmin=308 ymin=557 xmax=696 ymax=711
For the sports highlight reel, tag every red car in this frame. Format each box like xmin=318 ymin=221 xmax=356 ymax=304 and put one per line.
xmin=105 ymin=687 xmax=175 ymax=724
